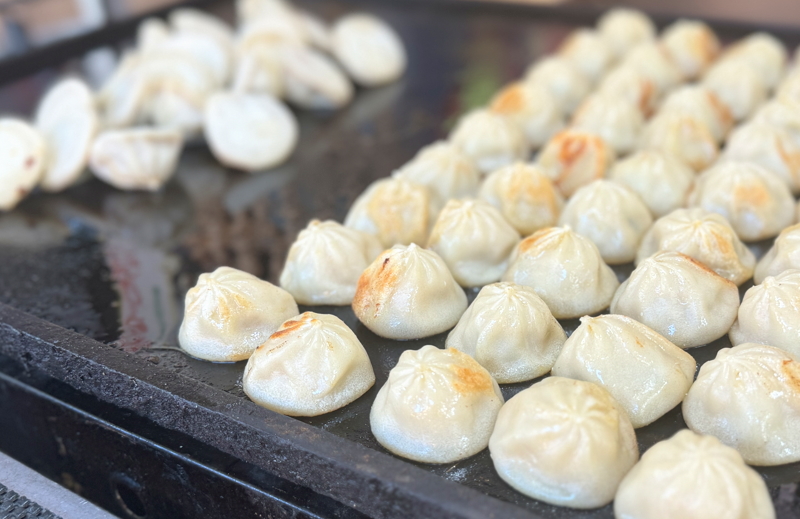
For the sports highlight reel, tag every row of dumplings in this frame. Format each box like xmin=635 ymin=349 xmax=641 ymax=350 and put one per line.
xmin=0 ymin=0 xmax=407 ymax=210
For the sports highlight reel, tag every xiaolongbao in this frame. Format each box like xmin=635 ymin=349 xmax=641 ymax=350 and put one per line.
xmin=394 ymin=140 xmax=480 ymax=204
xmin=571 ymin=93 xmax=644 ymax=154
xmin=558 ymin=29 xmax=614 ymax=84
xmin=524 ymin=57 xmax=590 ymax=115
xmin=723 ymin=122 xmax=800 ymax=194
xmin=754 ymin=223 xmax=800 ymax=283
xmin=660 ymin=19 xmax=721 ymax=80
xmin=489 ymin=81 xmax=564 ymax=149
xmin=640 ymin=112 xmax=718 ymax=172
xmin=597 ymin=8 xmax=656 ymax=59
xmin=659 ymin=85 xmax=733 ymax=143
xmin=536 ymin=129 xmax=616 ymax=197
xmin=449 ymin=109 xmax=528 ymax=174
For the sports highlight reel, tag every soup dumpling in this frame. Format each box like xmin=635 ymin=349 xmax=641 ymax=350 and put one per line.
xmin=723 ymin=122 xmax=800 ymax=194
xmin=755 ymin=223 xmax=800 ymax=283
xmin=489 ymin=81 xmax=564 ymax=149
xmin=660 ymin=19 xmax=721 ymax=80
xmin=394 ymin=140 xmax=480 ymax=205
xmin=449 ymin=109 xmax=528 ymax=174
xmin=536 ymin=129 xmax=616 ymax=198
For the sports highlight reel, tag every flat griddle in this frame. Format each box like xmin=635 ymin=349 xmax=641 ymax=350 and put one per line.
xmin=1 ymin=0 xmax=800 ymax=517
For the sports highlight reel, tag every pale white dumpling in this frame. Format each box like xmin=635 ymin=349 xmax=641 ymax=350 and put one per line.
xmin=146 ymin=31 xmax=231 ymax=88
xmin=730 ymin=270 xmax=800 ymax=357
xmin=659 ymin=85 xmax=733 ymax=143
xmin=137 ymin=17 xmax=170 ymax=52
xmin=394 ymin=141 xmax=480 ymax=204
xmin=536 ymin=129 xmax=616 ymax=198
xmin=597 ymin=8 xmax=656 ymax=59
xmin=89 ymin=127 xmax=183 ymax=191
xmin=352 ymin=244 xmax=467 ymax=339
xmin=552 ymin=315 xmax=696 ymax=428
xmin=331 ymin=13 xmax=406 ymax=87
xmin=279 ymin=219 xmax=383 ymax=305
xmin=608 ymin=150 xmax=695 ymax=218
xmin=489 ymin=81 xmax=565 ymax=149
xmin=723 ymin=122 xmax=800 ymax=194
xmin=489 ymin=377 xmax=638 ymax=509
xmin=702 ymin=60 xmax=767 ymax=121
xmin=637 ymin=208 xmax=756 ymax=286
xmin=97 ymin=52 xmax=149 ymax=129
xmin=752 ymin=98 xmax=800 ymax=149
xmin=640 ymin=113 xmax=718 ymax=172
xmin=478 ymin=162 xmax=564 ymax=236
xmin=611 ymin=251 xmax=739 ymax=348
xmin=243 ymin=312 xmax=374 ymax=416
xmin=524 ymin=57 xmax=591 ymax=115
xmin=0 ymin=119 xmax=46 ymax=211
xmin=688 ymin=161 xmax=795 ymax=241
xmin=449 ymin=109 xmax=528 ymax=174
xmin=558 ymin=180 xmax=652 ymax=265
xmin=614 ymin=430 xmax=776 ymax=519
xmin=502 ymin=226 xmax=619 ymax=319
xmin=427 ymin=199 xmax=520 ymax=287
xmin=280 ymin=45 xmax=353 ymax=110
xmin=445 ymin=282 xmax=566 ymax=383
xmin=295 ymin=10 xmax=332 ymax=51
xmin=178 ymin=266 xmax=299 ymax=362
xmin=723 ymin=32 xmax=787 ymax=90
xmin=344 ymin=176 xmax=436 ymax=248
xmin=683 ymin=343 xmax=800 ymax=466
xmin=204 ymin=91 xmax=298 ymax=172
xmin=571 ymin=93 xmax=644 ymax=154
xmin=778 ymin=71 xmax=800 ymax=105
xmin=620 ymin=42 xmax=683 ymax=97
xmin=558 ymin=29 xmax=614 ymax=84
xmin=371 ymin=346 xmax=503 ymax=463
xmin=597 ymin=66 xmax=657 ymax=115
xmin=231 ymin=45 xmax=284 ymax=97
xmin=755 ymin=223 xmax=800 ymax=283
xmin=169 ymin=7 xmax=235 ymax=58
xmin=660 ymin=19 xmax=721 ymax=80
xmin=34 ymin=78 xmax=99 ymax=192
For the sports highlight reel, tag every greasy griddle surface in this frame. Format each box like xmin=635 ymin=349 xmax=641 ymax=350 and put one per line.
xmin=1 ymin=0 xmax=799 ymax=517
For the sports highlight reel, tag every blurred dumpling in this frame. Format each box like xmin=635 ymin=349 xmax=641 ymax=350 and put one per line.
xmin=445 ymin=282 xmax=566 ymax=383
xmin=502 ymin=226 xmax=619 ymax=319
xmin=558 ymin=29 xmax=614 ymax=84
xmin=570 ymin=93 xmax=644 ymax=154
xmin=524 ymin=57 xmax=591 ymax=115
xmin=597 ymin=8 xmax=656 ymax=59
xmin=352 ymin=244 xmax=467 ymax=339
xmin=752 ymin=98 xmax=800 ymax=149
xmin=659 ymin=85 xmax=733 ymax=143
xmin=449 ymin=109 xmax=528 ymax=174
xmin=427 ymin=199 xmax=520 ymax=287
xmin=755 ymin=223 xmax=800 ymax=283
xmin=0 ymin=119 xmax=46 ymax=211
xmin=89 ymin=127 xmax=183 ymax=191
xmin=97 ymin=52 xmax=149 ymax=129
xmin=702 ymin=60 xmax=767 ymax=121
xmin=536 ymin=129 xmax=616 ymax=198
xmin=637 ymin=208 xmax=756 ymax=286
xmin=552 ymin=314 xmax=696 ymax=428
xmin=331 ymin=13 xmax=406 ymax=87
xmin=371 ymin=345 xmax=503 ymax=463
xmin=558 ymin=180 xmax=652 ymax=265
xmin=394 ymin=140 xmax=480 ymax=205
xmin=660 ymin=19 xmax=721 ymax=80
xmin=611 ymin=251 xmax=740 ymax=348
xmin=614 ymin=430 xmax=776 ymax=519
xmin=137 ymin=17 xmax=170 ymax=52
xmin=778 ymin=71 xmax=800 ymax=105
xmin=344 ymin=176 xmax=437 ymax=248
xmin=489 ymin=377 xmax=638 ymax=509
xmin=723 ymin=32 xmax=787 ymax=90
xmin=279 ymin=219 xmax=383 ymax=305
xmin=723 ymin=122 xmax=800 ymax=194
xmin=683 ymin=343 xmax=800 ymax=465
xmin=232 ymin=45 xmax=285 ymax=97
xmin=179 ymin=266 xmax=299 ymax=362
xmin=295 ymin=10 xmax=332 ymax=51
xmin=608 ymin=150 xmax=695 ymax=218
xmin=688 ymin=161 xmax=795 ymax=241
xmin=243 ymin=312 xmax=375 ymax=416
xmin=489 ymin=81 xmax=565 ymax=149
xmin=597 ymin=66 xmax=657 ymax=116
xmin=620 ymin=42 xmax=683 ymax=98
xmin=478 ymin=162 xmax=564 ymax=236
xmin=280 ymin=45 xmax=354 ymax=109
xmin=730 ymin=270 xmax=800 ymax=357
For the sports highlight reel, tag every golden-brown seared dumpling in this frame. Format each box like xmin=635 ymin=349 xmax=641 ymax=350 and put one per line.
xmin=688 ymin=161 xmax=795 ymax=241
xmin=730 ymin=270 xmax=800 ymax=356
xmin=0 ymin=119 xmax=46 ymax=211
xmin=597 ymin=66 xmax=657 ymax=116
xmin=637 ymin=208 xmax=755 ymax=286
xmin=614 ymin=430 xmax=776 ymax=519
xmin=754 ymin=223 xmax=800 ymax=283
xmin=279 ymin=219 xmax=383 ymax=305
xmin=330 ymin=13 xmax=406 ymax=87
xmin=659 ymin=85 xmax=733 ymax=143
xmin=552 ymin=314 xmax=696 ymax=428
xmin=608 ymin=150 xmax=695 ymax=218
xmin=620 ymin=42 xmax=683 ymax=98
xmin=639 ymin=112 xmax=718 ymax=172
xmin=394 ymin=141 xmax=480 ymax=205
xmin=179 ymin=266 xmax=299 ymax=362
xmin=611 ymin=251 xmax=740 ymax=348
xmin=502 ymin=226 xmax=619 ymax=319
xmin=558 ymin=180 xmax=652 ymax=265
xmin=427 ymin=199 xmax=520 ymax=287
xmin=445 ymin=282 xmax=566 ymax=383
xmin=489 ymin=377 xmax=638 ymax=509
xmin=683 ymin=343 xmax=800 ymax=466
xmin=489 ymin=81 xmax=565 ymax=149
xmin=243 ymin=312 xmax=375 ymax=416
xmin=344 ymin=176 xmax=437 ymax=248
xmin=723 ymin=32 xmax=787 ymax=90
xmin=702 ymin=60 xmax=768 ymax=121
xmin=571 ymin=93 xmax=644 ymax=155
xmin=660 ymin=19 xmax=721 ymax=80
xmin=524 ymin=56 xmax=591 ymax=115
xmin=558 ymin=29 xmax=614 ymax=85
xmin=449 ymin=109 xmax=528 ymax=174
xmin=723 ymin=122 xmax=800 ymax=194
xmin=371 ymin=345 xmax=503 ymax=463
xmin=478 ymin=162 xmax=564 ymax=236
xmin=352 ymin=244 xmax=467 ymax=339
xmin=597 ymin=8 xmax=656 ymax=59
xmin=536 ymin=129 xmax=616 ymax=198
